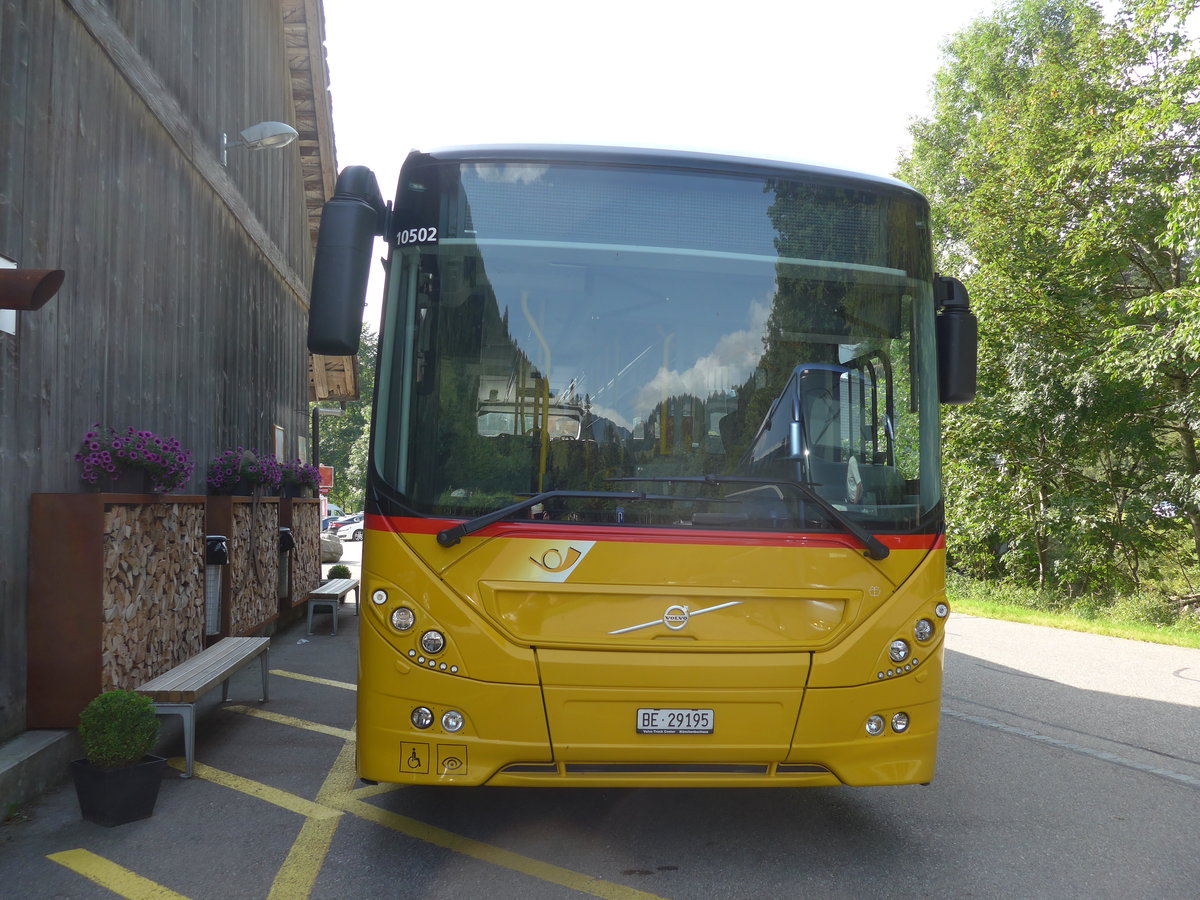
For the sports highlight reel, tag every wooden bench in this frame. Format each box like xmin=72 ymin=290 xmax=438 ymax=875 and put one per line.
xmin=136 ymin=636 xmax=270 ymax=778
xmin=306 ymin=577 xmax=360 ymax=635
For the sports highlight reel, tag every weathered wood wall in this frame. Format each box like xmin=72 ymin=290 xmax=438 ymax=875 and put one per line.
xmin=0 ymin=1 xmax=332 ymax=741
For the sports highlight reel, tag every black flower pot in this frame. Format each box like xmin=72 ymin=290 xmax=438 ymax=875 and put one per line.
xmin=71 ymin=755 xmax=167 ymax=827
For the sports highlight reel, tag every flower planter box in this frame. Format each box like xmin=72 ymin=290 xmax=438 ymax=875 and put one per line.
xmin=27 ymin=494 xmax=207 ymax=728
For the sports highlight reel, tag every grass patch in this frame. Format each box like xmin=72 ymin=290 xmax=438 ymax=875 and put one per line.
xmin=946 ymin=573 xmax=1200 ymax=650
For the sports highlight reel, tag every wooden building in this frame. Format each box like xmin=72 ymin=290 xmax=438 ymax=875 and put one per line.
xmin=0 ymin=0 xmax=348 ymax=758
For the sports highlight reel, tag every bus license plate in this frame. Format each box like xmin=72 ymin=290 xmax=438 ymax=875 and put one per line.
xmin=636 ymin=708 xmax=714 ymax=734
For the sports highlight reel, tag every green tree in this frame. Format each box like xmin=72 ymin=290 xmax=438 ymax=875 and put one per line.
xmin=315 ymin=323 xmax=377 ymax=513
xmin=900 ymin=0 xmax=1199 ymax=590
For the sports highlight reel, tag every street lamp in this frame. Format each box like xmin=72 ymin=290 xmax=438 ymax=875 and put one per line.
xmin=220 ymin=121 xmax=298 ymax=166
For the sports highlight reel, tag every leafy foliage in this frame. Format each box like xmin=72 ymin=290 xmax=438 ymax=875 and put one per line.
xmin=207 ymin=448 xmax=282 ymax=494
xmin=76 ymin=425 xmax=194 ymax=493
xmin=281 ymin=458 xmax=321 ymax=490
xmin=315 ymin=323 xmax=377 ymax=513
xmin=900 ymin=0 xmax=1200 ymax=592
xmin=78 ymin=691 xmax=160 ymax=770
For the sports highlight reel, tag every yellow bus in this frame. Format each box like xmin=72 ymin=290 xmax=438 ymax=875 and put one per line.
xmin=308 ymin=146 xmax=976 ymax=787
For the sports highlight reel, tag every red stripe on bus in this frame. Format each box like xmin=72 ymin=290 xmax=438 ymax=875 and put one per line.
xmin=365 ymin=514 xmax=946 ymax=552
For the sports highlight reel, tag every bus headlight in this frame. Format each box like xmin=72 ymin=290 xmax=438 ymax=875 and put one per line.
xmin=935 ymin=602 xmax=950 ymax=618
xmin=914 ymin=619 xmax=934 ymax=642
xmin=891 ymin=712 xmax=910 ymax=733
xmin=420 ymin=630 xmax=446 ymax=655
xmin=391 ymin=607 xmax=415 ymax=632
xmin=441 ymin=710 xmax=465 ymax=733
xmin=411 ymin=707 xmax=433 ymax=729
xmin=889 ymin=639 xmax=910 ymax=663
xmin=372 ymin=589 xmax=388 ymax=606
xmin=865 ymin=715 xmax=885 ymax=736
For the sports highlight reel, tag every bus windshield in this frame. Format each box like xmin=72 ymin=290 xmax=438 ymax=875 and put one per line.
xmin=375 ymin=155 xmax=942 ymax=534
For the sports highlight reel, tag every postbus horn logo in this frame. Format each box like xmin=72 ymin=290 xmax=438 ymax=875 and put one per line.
xmin=530 ymin=547 xmax=583 ymax=573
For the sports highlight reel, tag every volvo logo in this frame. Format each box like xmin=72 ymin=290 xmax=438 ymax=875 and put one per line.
xmin=609 ymin=600 xmax=742 ymax=635
xmin=662 ymin=605 xmax=690 ymax=630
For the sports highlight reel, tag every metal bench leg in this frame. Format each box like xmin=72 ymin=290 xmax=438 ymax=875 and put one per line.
xmin=152 ymin=702 xmax=196 ymax=778
xmin=259 ymin=647 xmax=270 ymax=702
xmin=308 ymin=599 xmax=337 ymax=634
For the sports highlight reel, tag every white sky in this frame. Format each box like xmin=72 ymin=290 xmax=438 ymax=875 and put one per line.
xmin=321 ymin=0 xmax=1007 ymax=325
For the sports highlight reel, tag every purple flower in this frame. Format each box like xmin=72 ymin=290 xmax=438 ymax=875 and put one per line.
xmin=76 ymin=424 xmax=194 ymax=493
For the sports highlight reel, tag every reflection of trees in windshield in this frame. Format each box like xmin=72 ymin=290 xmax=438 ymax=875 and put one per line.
xmin=389 ymin=163 xmax=933 ymax=530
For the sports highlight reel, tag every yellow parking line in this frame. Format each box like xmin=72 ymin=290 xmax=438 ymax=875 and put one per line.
xmin=349 ymin=780 xmax=402 ymax=800
xmin=166 ymin=760 xmax=341 ymax=821
xmin=224 ymin=705 xmax=354 ymax=740
xmin=329 ymin=796 xmax=667 ymax=900
xmin=316 ymin=735 xmax=360 ymax=803
xmin=269 ymin=737 xmax=358 ymax=900
xmin=268 ymin=814 xmax=340 ymax=900
xmin=48 ymin=849 xmax=190 ymax=900
xmin=271 ymin=669 xmax=357 ymax=691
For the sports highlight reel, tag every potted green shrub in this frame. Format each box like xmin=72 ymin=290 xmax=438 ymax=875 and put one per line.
xmin=71 ymin=690 xmax=167 ymax=827
xmin=327 ymin=564 xmax=352 ymax=581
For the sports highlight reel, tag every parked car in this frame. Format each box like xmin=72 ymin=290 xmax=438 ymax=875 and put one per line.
xmin=320 ymin=532 xmax=343 ymax=563
xmin=324 ymin=512 xmax=358 ymax=532
xmin=334 ymin=514 xmax=365 ymax=542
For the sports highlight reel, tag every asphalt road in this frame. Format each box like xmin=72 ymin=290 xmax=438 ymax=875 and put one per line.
xmin=2 ymin=603 xmax=1198 ymax=899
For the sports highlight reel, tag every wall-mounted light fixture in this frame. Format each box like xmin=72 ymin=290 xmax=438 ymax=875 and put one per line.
xmin=220 ymin=121 xmax=299 ymax=166
xmin=1 ymin=262 xmax=65 ymax=336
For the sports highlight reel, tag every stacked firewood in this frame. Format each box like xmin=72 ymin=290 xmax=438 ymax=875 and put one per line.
xmin=228 ymin=500 xmax=280 ymax=635
xmin=290 ymin=501 xmax=322 ymax=603
xmin=100 ymin=502 xmax=206 ymax=690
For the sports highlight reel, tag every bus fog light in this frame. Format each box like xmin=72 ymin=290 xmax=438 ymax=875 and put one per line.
xmin=866 ymin=715 xmax=885 ymax=736
xmin=420 ymin=630 xmax=445 ymax=654
xmin=372 ymin=589 xmax=388 ymax=606
xmin=891 ymin=712 xmax=910 ymax=733
xmin=411 ymin=707 xmax=433 ymax=729
xmin=889 ymin=639 xmax=910 ymax=663
xmin=914 ymin=619 xmax=934 ymax=642
xmin=935 ymin=602 xmax=950 ymax=618
xmin=441 ymin=710 xmax=465 ymax=733
xmin=391 ymin=607 xmax=415 ymax=631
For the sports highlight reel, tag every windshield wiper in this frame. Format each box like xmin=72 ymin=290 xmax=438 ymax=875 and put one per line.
xmin=436 ymin=489 xmax=682 ymax=547
xmin=606 ymin=474 xmax=890 ymax=560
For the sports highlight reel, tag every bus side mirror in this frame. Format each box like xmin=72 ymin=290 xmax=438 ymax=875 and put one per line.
xmin=308 ymin=166 xmax=386 ymax=356
xmin=934 ymin=275 xmax=977 ymax=405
